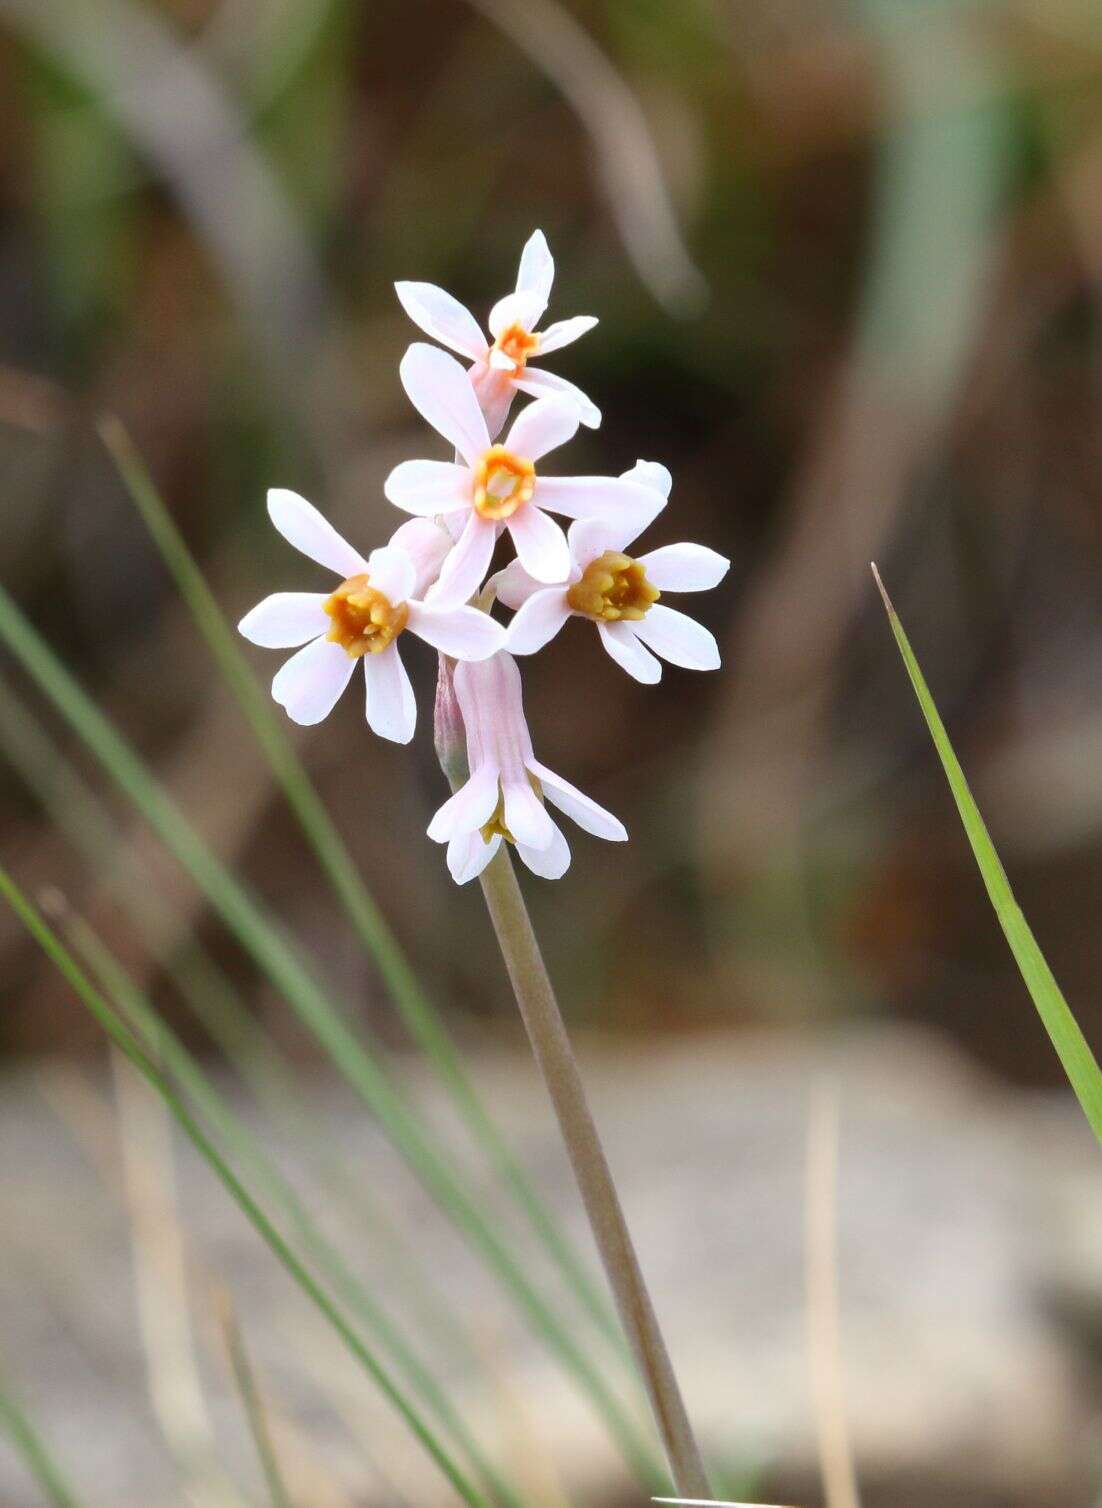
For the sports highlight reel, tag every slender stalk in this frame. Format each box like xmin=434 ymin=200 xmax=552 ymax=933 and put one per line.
xmin=476 ymin=844 xmax=711 ymax=1500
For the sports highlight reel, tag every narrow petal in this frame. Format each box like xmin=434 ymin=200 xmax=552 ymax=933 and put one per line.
xmin=528 ymin=760 xmax=628 ymax=841
xmin=426 ymin=510 xmax=497 ymax=608
xmin=502 ymin=779 xmax=556 ymax=849
xmin=505 ymin=396 xmax=580 ymax=463
xmin=406 ymin=602 xmax=505 ymax=660
xmin=514 ymin=368 xmax=600 ymax=429
xmin=239 ymin=592 xmax=329 ymax=648
xmin=267 ymin=489 xmax=367 ymax=577
xmin=387 ymin=517 xmax=453 ymax=599
xmin=515 ymin=229 xmax=554 ymax=306
xmin=536 ymin=475 xmax=666 ymax=530
xmin=535 ymin=315 xmax=598 ymax=354
xmin=621 ymin=459 xmax=672 ymax=499
xmin=364 ymin=644 xmax=417 ymax=743
xmin=399 ymin=344 xmax=490 ymax=465
xmin=492 ymin=558 xmax=542 ymax=611
xmin=448 ymin=830 xmax=501 ymax=884
xmin=632 ymin=603 xmax=720 ymax=670
xmin=394 ymin=281 xmax=487 ymax=361
xmin=384 ymin=459 xmax=469 ymax=517
xmin=598 ymin=621 xmax=662 ymax=683
xmin=567 ymin=514 xmax=643 ymax=564
xmin=507 ymin=506 xmax=571 ymax=583
xmin=505 ymin=587 xmax=572 ymax=655
xmin=489 ymin=289 xmax=545 ymax=339
xmin=428 ymin=764 xmax=499 ymax=842
xmin=271 ymin=636 xmax=355 ymax=724
xmin=636 ymin=541 xmax=729 ymax=593
xmin=365 ymin=544 xmax=416 ymax=605
xmin=516 ymin=825 xmax=571 ymax=880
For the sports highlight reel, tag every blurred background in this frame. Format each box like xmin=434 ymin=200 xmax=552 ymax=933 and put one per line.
xmin=3 ymin=0 xmax=1102 ymax=1504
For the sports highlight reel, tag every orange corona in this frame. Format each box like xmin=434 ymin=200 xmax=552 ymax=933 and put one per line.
xmin=324 ymin=574 xmax=409 ymax=658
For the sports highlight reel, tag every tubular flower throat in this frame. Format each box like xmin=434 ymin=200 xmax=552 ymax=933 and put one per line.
xmin=567 ymin=551 xmax=660 ymax=622
xmin=494 ymin=322 xmax=539 ymax=371
xmin=325 ymin=574 xmax=409 ymax=657
xmin=473 ymin=445 xmax=536 ymax=522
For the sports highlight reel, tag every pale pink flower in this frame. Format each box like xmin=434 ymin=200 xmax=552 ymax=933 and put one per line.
xmin=385 ymin=345 xmax=666 ymax=607
xmin=395 ymin=229 xmax=599 ymax=438
xmin=428 ymin=653 xmax=626 ymax=883
xmin=238 ymin=490 xmax=504 ymax=743
xmin=499 ymin=462 xmax=728 ymax=683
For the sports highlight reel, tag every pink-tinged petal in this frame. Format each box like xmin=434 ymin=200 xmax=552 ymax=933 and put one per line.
xmin=514 ymin=368 xmax=600 ymax=429
xmin=527 ymin=760 xmax=627 ymax=841
xmin=536 ymin=475 xmax=666 ymax=530
xmin=598 ymin=621 xmax=662 ymax=683
xmin=505 ymin=587 xmax=572 ymax=655
xmin=505 ymin=396 xmax=580 ymax=462
xmin=383 ymin=459 xmax=469 ymax=517
xmin=632 ymin=603 xmax=720 ymax=670
xmin=507 ymin=506 xmax=570 ymax=584
xmin=636 ymin=541 xmax=729 ymax=593
xmin=448 ymin=829 xmax=501 ymax=884
xmin=428 ymin=764 xmax=499 ymax=843
xmin=620 ymin=459 xmax=672 ymax=499
xmin=426 ymin=511 xmax=497 ymax=608
xmin=239 ymin=592 xmax=329 ymax=648
xmin=364 ymin=644 xmax=417 ymax=743
xmin=489 ymin=289 xmax=545 ymax=339
xmin=515 ymin=229 xmax=554 ymax=306
xmin=394 ymin=281 xmax=487 ymax=361
xmin=488 ymin=348 xmax=516 ymax=372
xmin=399 ymin=344 xmax=490 ymax=464
xmin=502 ymin=778 xmax=556 ymax=849
xmin=406 ymin=602 xmax=505 ymax=660
xmin=492 ymin=558 xmax=542 ymax=610
xmin=271 ymin=636 xmax=355 ymax=724
xmin=470 ymin=361 xmax=516 ymax=440
xmin=516 ymin=824 xmax=571 ymax=879
xmin=387 ymin=518 xmax=453 ymax=599
xmin=454 ymin=652 xmax=536 ymax=768
xmin=567 ymin=514 xmax=644 ymax=564
xmin=535 ymin=315 xmax=598 ymax=354
xmin=267 ymin=489 xmax=368 ymax=577
xmin=365 ymin=544 xmax=416 ymax=604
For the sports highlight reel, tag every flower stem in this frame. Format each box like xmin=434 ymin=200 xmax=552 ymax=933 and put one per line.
xmin=476 ymin=844 xmax=711 ymax=1500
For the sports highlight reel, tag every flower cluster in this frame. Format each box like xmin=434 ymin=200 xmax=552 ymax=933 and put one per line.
xmin=240 ymin=231 xmax=729 ymax=882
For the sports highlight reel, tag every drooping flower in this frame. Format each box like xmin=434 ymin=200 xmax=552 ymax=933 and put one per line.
xmin=428 ymin=652 xmax=626 ymax=883
xmin=395 ymin=229 xmax=599 ymax=438
xmin=238 ymin=489 xmax=504 ymax=742
xmin=385 ymin=345 xmax=667 ymax=606
xmin=499 ymin=462 xmax=728 ymax=683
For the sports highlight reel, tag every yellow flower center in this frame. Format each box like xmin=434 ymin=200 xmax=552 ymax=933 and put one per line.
xmin=494 ymin=322 xmax=539 ymax=372
xmin=324 ymin=573 xmax=408 ymax=658
xmin=473 ymin=445 xmax=536 ymax=522
xmin=566 ymin=551 xmax=660 ymax=622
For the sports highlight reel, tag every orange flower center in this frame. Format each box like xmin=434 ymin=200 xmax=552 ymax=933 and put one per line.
xmin=324 ymin=574 xmax=408 ymax=658
xmin=472 ymin=445 xmax=536 ymax=521
xmin=566 ymin=551 xmax=660 ymax=622
xmin=494 ymin=322 xmax=539 ymax=371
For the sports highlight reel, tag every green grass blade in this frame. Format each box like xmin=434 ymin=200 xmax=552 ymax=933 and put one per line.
xmin=873 ymin=565 xmax=1102 ymax=1146
xmin=0 ymin=866 xmax=494 ymax=1508
xmin=220 ymin=1302 xmax=296 ymax=1508
xmin=0 ymin=1368 xmax=86 ymax=1508
xmin=100 ymin=415 xmax=627 ymax=1364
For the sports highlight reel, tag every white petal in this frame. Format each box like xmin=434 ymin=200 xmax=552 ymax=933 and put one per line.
xmin=399 ymin=344 xmax=490 ymax=465
xmin=535 ymin=315 xmax=598 ymax=354
xmin=636 ymin=541 xmax=729 ymax=593
xmin=489 ymin=289 xmax=545 ymax=339
xmin=535 ymin=475 xmax=667 ymax=530
xmin=364 ymin=645 xmax=417 ymax=743
xmin=597 ymin=621 xmax=662 ymax=683
xmin=620 ymin=460 xmax=672 ymax=499
xmin=239 ymin=592 xmax=329 ymax=648
xmin=492 ymin=558 xmax=542 ymax=611
xmin=365 ymin=545 xmax=416 ymax=605
xmin=502 ymin=779 xmax=556 ymax=849
xmin=426 ymin=511 xmax=497 ymax=608
xmin=384 ymin=459 xmax=469 ymax=517
xmin=271 ymin=636 xmax=355 ymax=724
xmin=507 ymin=506 xmax=571 ymax=583
xmin=515 ymin=229 xmax=555 ymax=306
xmin=505 ymin=587 xmax=572 ymax=655
xmin=448 ymin=829 xmax=501 ymax=884
xmin=567 ymin=514 xmax=643 ymax=564
xmin=527 ymin=760 xmax=628 ymax=841
xmin=514 ymin=369 xmax=600 ymax=429
xmin=387 ymin=517 xmax=453 ymax=599
xmin=505 ymin=397 xmax=580 ymax=462
xmin=428 ymin=764 xmax=500 ymax=842
xmin=267 ymin=489 xmax=368 ymax=578
xmin=406 ymin=602 xmax=505 ymax=660
xmin=516 ymin=825 xmax=571 ymax=880
xmin=394 ymin=282 xmax=487 ymax=361
xmin=488 ymin=348 xmax=516 ymax=372
xmin=632 ymin=603 xmax=720 ymax=670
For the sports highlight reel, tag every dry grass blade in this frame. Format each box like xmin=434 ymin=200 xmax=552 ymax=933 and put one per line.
xmin=220 ymin=1297 xmax=295 ymax=1508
